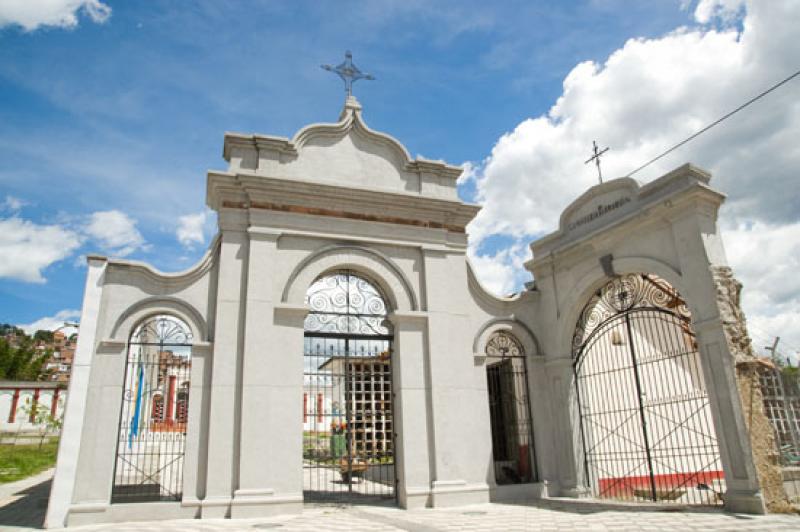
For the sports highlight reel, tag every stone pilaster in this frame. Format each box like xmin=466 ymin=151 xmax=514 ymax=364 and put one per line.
xmin=232 ymin=230 xmax=305 ymax=518
xmin=421 ymin=250 xmax=490 ymax=507
xmin=202 ymin=210 xmax=248 ymax=518
xmin=544 ymin=356 xmax=587 ymax=498
xmin=46 ymin=256 xmax=108 ymax=528
xmin=389 ymin=311 xmax=433 ymax=509
xmin=181 ymin=342 xmax=212 ymax=507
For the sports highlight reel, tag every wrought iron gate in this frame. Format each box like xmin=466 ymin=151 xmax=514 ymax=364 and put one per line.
xmin=112 ymin=315 xmax=192 ymax=503
xmin=303 ymin=271 xmax=396 ymax=502
xmin=573 ymin=274 xmax=725 ymax=505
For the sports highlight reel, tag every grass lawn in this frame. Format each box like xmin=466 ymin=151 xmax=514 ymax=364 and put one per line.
xmin=0 ymin=439 xmax=59 ymax=483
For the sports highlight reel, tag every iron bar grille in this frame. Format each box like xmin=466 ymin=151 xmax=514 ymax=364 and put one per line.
xmin=303 ymin=271 xmax=396 ymax=503
xmin=573 ymin=274 xmax=725 ymax=506
xmin=485 ymin=332 xmax=537 ymax=484
xmin=112 ymin=315 xmax=192 ymax=503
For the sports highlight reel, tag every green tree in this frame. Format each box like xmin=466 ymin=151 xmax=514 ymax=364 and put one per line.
xmin=33 ymin=330 xmax=54 ymax=343
xmin=0 ymin=337 xmax=51 ymax=381
xmin=0 ymin=323 xmax=24 ymax=336
xmin=20 ymin=396 xmax=63 ymax=448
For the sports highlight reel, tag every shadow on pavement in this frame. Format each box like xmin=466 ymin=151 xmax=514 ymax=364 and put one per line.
xmin=0 ymin=478 xmax=51 ymax=529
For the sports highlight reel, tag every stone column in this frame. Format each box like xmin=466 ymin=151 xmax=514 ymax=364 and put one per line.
xmin=544 ymin=356 xmax=586 ymax=497
xmin=232 ymin=231 xmax=306 ymax=518
xmin=388 ymin=311 xmax=432 ymax=509
xmin=46 ymin=256 xmax=107 ymax=529
xmin=670 ymin=212 xmax=766 ymax=514
xmin=202 ymin=210 xmax=248 ymax=518
xmin=421 ymin=249 xmax=491 ymax=507
xmin=692 ymin=319 xmax=766 ymax=514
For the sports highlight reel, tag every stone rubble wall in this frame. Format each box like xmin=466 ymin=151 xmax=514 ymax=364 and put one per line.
xmin=712 ymin=266 xmax=793 ymax=512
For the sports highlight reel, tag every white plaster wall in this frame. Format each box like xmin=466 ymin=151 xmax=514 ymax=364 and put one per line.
xmin=285 ymin=129 xmax=418 ymax=193
xmin=0 ymin=391 xmax=11 ymax=423
xmin=461 ymin=268 xmax=550 ymax=498
xmin=223 ymin=98 xmax=461 ymax=202
xmin=0 ymin=388 xmax=65 ymax=433
xmin=60 ymin=245 xmax=218 ymax=526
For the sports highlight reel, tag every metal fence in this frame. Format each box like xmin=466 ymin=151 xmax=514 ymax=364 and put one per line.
xmin=758 ymin=364 xmax=800 ymax=506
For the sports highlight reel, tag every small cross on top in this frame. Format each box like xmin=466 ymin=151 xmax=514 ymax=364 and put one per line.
xmin=321 ymin=51 xmax=375 ymax=97
xmin=585 ymin=140 xmax=610 ymax=184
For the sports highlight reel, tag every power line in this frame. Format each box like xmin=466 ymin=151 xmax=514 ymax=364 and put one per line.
xmin=749 ymin=322 xmax=799 ymax=345
xmin=625 ymin=67 xmax=800 ymax=178
xmin=750 ymin=323 xmax=795 ymax=343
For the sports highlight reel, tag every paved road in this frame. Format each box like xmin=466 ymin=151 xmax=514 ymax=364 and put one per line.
xmin=1 ymin=471 xmax=799 ymax=531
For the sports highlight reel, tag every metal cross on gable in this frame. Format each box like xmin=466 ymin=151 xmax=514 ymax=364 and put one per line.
xmin=585 ymin=140 xmax=610 ymax=184
xmin=321 ymin=50 xmax=375 ymax=97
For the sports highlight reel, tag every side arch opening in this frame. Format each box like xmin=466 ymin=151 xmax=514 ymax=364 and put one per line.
xmin=484 ymin=331 xmax=538 ymax=486
xmin=111 ymin=314 xmax=193 ymax=503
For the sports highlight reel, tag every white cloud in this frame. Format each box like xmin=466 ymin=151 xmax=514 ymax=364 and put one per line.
xmin=0 ymin=216 xmax=82 ymax=283
xmin=0 ymin=0 xmax=111 ymax=31
xmin=468 ymin=1 xmax=800 ymax=347
xmin=722 ymin=220 xmax=800 ymax=356
xmin=456 ymin=161 xmax=477 ymax=185
xmin=176 ymin=211 xmax=207 ymax=249
xmin=1 ymin=195 xmax=26 ymax=212
xmin=468 ymin=243 xmax=531 ymax=296
xmin=84 ymin=210 xmax=146 ymax=257
xmin=19 ymin=309 xmax=81 ymax=335
xmin=694 ymin=0 xmax=746 ymax=24
xmin=0 ymin=209 xmax=147 ymax=284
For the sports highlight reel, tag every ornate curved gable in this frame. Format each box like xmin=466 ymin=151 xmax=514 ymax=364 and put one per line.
xmin=221 ymin=96 xmax=462 ymax=199
xmin=531 ymin=164 xmax=717 ymax=257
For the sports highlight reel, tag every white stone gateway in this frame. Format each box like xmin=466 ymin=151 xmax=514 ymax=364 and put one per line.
xmin=45 ymin=96 xmax=766 ymax=527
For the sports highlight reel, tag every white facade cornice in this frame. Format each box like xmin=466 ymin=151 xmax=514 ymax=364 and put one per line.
xmin=206 ymin=170 xmax=480 ymax=234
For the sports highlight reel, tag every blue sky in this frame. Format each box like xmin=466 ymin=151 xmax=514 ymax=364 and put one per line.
xmin=1 ymin=1 xmax=799 ymax=360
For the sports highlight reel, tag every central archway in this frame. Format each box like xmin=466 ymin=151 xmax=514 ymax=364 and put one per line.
xmin=302 ymin=270 xmax=396 ymax=503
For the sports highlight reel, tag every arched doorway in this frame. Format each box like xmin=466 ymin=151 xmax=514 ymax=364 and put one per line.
xmin=302 ymin=271 xmax=396 ymax=502
xmin=112 ymin=314 xmax=192 ymax=503
xmin=485 ymin=331 xmax=537 ymax=485
xmin=572 ymin=274 xmax=724 ymax=505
